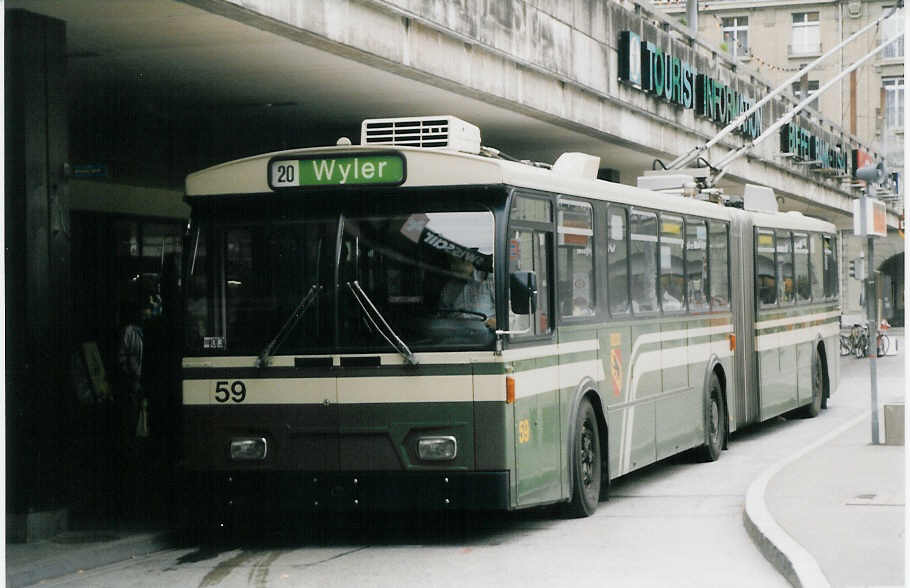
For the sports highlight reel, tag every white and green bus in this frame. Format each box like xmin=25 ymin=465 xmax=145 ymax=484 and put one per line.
xmin=180 ymin=116 xmax=839 ymax=520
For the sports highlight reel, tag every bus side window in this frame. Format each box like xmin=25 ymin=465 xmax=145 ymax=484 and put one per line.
xmin=809 ymin=233 xmax=823 ymax=301
xmin=630 ymin=209 xmax=658 ymax=313
xmin=686 ymin=218 xmax=709 ymax=313
xmin=709 ymin=221 xmax=730 ymax=310
xmin=823 ymin=234 xmax=838 ymax=299
xmin=659 ymin=214 xmax=685 ymax=312
xmin=793 ymin=233 xmax=810 ymax=303
xmin=777 ymin=231 xmax=794 ymax=304
xmin=756 ymin=230 xmax=777 ymax=307
xmin=607 ymin=206 xmax=630 ymax=315
xmin=557 ymin=199 xmax=595 ymax=318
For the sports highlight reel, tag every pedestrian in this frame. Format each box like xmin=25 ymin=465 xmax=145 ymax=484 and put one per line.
xmin=115 ymin=299 xmax=149 ymax=519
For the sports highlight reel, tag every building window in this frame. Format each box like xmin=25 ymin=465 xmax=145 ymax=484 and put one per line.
xmin=722 ymin=16 xmax=749 ymax=58
xmin=882 ymin=6 xmax=904 ymax=59
xmin=883 ymin=77 xmax=904 ymax=130
xmin=791 ymin=79 xmax=820 ymax=110
xmin=791 ymin=12 xmax=821 ymax=55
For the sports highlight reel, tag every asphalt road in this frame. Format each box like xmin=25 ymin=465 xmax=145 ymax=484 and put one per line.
xmin=34 ymin=343 xmax=898 ymax=588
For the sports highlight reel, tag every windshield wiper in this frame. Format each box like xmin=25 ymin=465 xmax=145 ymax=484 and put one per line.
xmin=346 ymin=280 xmax=418 ymax=366
xmin=256 ymin=283 xmax=323 ymax=368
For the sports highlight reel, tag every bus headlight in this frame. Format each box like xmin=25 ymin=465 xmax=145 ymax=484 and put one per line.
xmin=230 ymin=437 xmax=268 ymax=461
xmin=417 ymin=436 xmax=457 ymax=461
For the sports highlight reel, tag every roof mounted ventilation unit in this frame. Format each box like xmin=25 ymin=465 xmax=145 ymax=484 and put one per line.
xmin=361 ymin=116 xmax=481 ymax=154
xmin=742 ymin=184 xmax=779 ymax=213
xmin=552 ymin=152 xmax=601 ymax=180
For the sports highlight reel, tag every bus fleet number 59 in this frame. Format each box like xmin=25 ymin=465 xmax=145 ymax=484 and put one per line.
xmin=215 ymin=380 xmax=246 ymax=403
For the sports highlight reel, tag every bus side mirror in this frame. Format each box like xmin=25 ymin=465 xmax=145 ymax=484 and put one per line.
xmin=510 ymin=271 xmax=538 ymax=315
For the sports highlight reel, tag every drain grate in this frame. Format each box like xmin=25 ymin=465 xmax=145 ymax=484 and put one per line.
xmin=846 ymin=492 xmax=904 ymax=506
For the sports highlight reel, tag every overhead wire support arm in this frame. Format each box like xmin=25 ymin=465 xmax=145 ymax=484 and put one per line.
xmin=710 ymin=31 xmax=904 ymax=185
xmin=667 ymin=3 xmax=903 ymax=171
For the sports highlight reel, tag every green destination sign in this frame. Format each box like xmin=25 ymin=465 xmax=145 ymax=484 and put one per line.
xmin=269 ymin=153 xmax=405 ymax=189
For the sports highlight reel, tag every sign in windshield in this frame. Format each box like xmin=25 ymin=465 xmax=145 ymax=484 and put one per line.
xmin=269 ymin=153 xmax=405 ymax=189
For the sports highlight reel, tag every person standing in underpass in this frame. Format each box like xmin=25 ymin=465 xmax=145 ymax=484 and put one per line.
xmin=115 ymin=298 xmax=150 ymax=520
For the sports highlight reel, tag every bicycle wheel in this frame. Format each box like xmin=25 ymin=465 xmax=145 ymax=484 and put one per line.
xmin=854 ymin=334 xmax=867 ymax=359
xmin=840 ymin=335 xmax=851 ymax=356
xmin=877 ymin=334 xmax=890 ymax=357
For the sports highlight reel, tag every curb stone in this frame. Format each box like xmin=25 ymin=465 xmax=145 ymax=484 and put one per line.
xmin=742 ymin=410 xmax=869 ymax=588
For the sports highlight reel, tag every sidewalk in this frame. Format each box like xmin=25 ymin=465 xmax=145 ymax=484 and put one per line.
xmin=745 ymin=334 xmax=906 ymax=588
xmin=5 ymin=523 xmax=175 ymax=588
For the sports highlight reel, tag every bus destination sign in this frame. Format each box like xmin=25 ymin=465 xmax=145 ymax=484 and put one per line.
xmin=269 ymin=153 xmax=405 ymax=189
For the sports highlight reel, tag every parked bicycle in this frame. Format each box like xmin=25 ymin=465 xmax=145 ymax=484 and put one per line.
xmin=841 ymin=320 xmax=890 ymax=358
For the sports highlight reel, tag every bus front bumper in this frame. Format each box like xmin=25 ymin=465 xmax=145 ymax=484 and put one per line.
xmin=181 ymin=470 xmax=511 ymax=515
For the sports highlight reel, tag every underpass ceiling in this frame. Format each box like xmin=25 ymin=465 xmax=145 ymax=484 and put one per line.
xmin=7 ymin=0 xmax=852 ymax=223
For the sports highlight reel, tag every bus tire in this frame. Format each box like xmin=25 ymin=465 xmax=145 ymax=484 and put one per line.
xmin=563 ymin=397 xmax=601 ymax=518
xmin=697 ymin=373 xmax=725 ymax=462
xmin=800 ymin=350 xmax=825 ymax=418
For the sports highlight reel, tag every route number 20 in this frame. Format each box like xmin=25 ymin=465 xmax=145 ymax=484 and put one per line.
xmin=215 ymin=380 xmax=247 ymax=403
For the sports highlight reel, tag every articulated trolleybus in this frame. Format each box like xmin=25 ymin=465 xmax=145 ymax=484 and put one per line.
xmin=181 ymin=116 xmax=840 ymax=519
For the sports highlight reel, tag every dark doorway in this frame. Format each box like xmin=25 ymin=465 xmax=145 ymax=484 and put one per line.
xmin=68 ymin=211 xmax=185 ymax=522
xmin=879 ymin=252 xmax=904 ymax=327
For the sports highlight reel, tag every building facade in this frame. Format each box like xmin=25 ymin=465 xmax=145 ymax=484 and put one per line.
xmin=655 ymin=0 xmax=904 ymax=324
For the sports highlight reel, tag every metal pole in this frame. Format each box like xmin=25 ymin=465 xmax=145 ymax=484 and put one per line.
xmin=666 ymin=5 xmax=903 ymax=170
xmin=686 ymin=0 xmax=698 ymax=35
xmin=861 ymin=187 xmax=880 ymax=444
xmin=867 ymin=242 xmax=880 ymax=444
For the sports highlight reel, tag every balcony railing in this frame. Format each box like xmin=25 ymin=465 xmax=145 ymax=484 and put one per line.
xmin=788 ymin=42 xmax=822 ymax=57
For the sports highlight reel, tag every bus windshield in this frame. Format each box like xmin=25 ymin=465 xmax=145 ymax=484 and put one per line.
xmin=185 ymin=198 xmax=497 ymax=355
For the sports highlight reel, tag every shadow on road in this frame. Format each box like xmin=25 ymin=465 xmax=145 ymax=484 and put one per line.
xmin=174 ymin=505 xmax=562 ymax=564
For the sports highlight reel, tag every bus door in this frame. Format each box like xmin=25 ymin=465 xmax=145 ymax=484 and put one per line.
xmin=509 ymin=195 xmax=561 ymax=505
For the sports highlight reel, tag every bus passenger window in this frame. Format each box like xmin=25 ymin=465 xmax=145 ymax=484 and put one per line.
xmin=809 ymin=233 xmax=823 ymax=301
xmin=686 ymin=219 xmax=709 ymax=313
xmin=557 ymin=199 xmax=595 ymax=318
xmin=630 ymin=209 xmax=658 ymax=313
xmin=756 ymin=230 xmax=777 ymax=306
xmin=660 ymin=215 xmax=685 ymax=312
xmin=794 ymin=233 xmax=810 ymax=303
xmin=708 ymin=221 xmax=730 ymax=310
xmin=777 ymin=231 xmax=794 ymax=304
xmin=823 ymin=235 xmax=838 ymax=299
xmin=607 ymin=207 xmax=629 ymax=315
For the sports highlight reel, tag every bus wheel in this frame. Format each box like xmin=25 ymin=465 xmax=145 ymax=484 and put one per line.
xmin=800 ymin=353 xmax=824 ymax=418
xmin=698 ymin=374 xmax=725 ymax=462
xmin=564 ymin=397 xmax=601 ymax=518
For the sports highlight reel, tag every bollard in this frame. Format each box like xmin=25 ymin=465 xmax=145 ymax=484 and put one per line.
xmin=882 ymin=404 xmax=904 ymax=446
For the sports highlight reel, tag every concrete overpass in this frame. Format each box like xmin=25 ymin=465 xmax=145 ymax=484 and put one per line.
xmin=9 ymin=0 xmax=899 ymax=227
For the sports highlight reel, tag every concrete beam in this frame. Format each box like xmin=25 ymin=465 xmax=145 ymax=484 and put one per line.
xmin=189 ymin=0 xmax=891 ymax=222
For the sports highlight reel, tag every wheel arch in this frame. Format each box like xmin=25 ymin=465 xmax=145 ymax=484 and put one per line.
xmin=565 ymin=377 xmax=609 ymax=502
xmin=701 ymin=355 xmax=729 ymax=450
